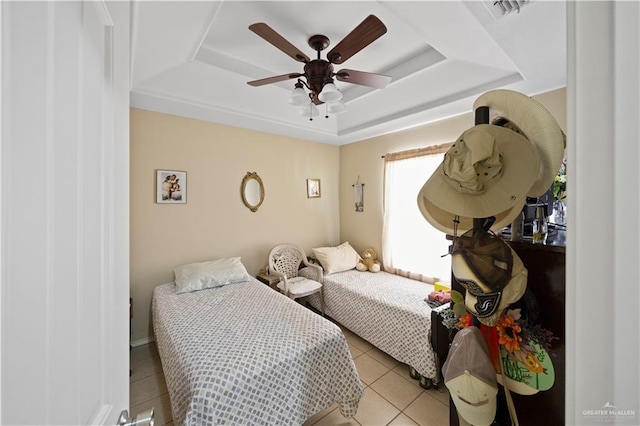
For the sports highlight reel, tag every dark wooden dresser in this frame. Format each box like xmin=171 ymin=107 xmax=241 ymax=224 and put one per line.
xmin=448 ymin=231 xmax=566 ymax=425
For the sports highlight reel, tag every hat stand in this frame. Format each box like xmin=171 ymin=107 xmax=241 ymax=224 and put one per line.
xmin=475 ymin=105 xmax=490 ymax=125
xmin=447 ymin=105 xmax=517 ymax=426
xmin=468 ymin=107 xmax=495 ymax=322
xmin=471 ymin=106 xmax=496 ymax=234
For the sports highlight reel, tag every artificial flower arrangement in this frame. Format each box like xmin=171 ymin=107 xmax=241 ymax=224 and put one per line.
xmin=552 ymin=156 xmax=567 ymax=201
xmin=440 ymin=290 xmax=558 ymax=392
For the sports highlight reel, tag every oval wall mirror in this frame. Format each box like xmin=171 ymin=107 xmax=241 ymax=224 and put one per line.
xmin=241 ymin=171 xmax=265 ymax=212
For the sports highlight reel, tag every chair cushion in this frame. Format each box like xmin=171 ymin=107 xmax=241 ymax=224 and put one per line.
xmin=277 ymin=276 xmax=322 ymax=297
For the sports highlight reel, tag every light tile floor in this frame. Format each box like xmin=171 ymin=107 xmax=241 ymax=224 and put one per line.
xmin=130 ymin=321 xmax=464 ymax=426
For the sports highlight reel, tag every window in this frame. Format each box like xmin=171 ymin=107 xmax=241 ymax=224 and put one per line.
xmin=382 ymin=145 xmax=452 ymax=283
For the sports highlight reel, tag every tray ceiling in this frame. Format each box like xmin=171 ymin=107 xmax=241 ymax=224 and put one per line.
xmin=130 ymin=1 xmax=566 ymax=145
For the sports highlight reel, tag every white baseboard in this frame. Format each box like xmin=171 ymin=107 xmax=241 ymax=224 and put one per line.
xmin=131 ymin=336 xmax=155 ymax=347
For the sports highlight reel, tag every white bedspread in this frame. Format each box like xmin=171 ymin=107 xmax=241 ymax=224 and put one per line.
xmin=305 ymin=269 xmax=437 ymax=379
xmin=152 ymin=278 xmax=364 ymax=425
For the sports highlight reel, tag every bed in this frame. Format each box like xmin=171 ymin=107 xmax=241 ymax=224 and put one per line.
xmin=303 ymin=268 xmax=439 ymax=383
xmin=152 ymin=277 xmax=364 ymax=425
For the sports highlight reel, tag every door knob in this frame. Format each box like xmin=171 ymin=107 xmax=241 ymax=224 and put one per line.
xmin=117 ymin=408 xmax=154 ymax=426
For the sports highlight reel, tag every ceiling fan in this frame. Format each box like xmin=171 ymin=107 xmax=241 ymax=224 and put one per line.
xmin=247 ymin=15 xmax=392 ymax=115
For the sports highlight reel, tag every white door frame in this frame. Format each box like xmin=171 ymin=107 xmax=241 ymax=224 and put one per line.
xmin=0 ymin=1 xmax=130 ymax=424
xmin=566 ymin=1 xmax=640 ymax=424
xmin=1 ymin=0 xmax=638 ymax=425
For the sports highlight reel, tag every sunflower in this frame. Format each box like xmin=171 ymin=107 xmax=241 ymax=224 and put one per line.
xmin=456 ymin=312 xmax=473 ymax=329
xmin=523 ymin=352 xmax=546 ymax=374
xmin=497 ymin=314 xmax=523 ymax=352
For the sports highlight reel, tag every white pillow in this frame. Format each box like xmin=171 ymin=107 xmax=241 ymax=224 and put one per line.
xmin=312 ymin=242 xmax=361 ymax=275
xmin=174 ymin=257 xmax=251 ymax=294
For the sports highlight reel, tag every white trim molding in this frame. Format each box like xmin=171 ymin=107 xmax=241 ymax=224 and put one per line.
xmin=567 ymin=1 xmax=640 ymax=424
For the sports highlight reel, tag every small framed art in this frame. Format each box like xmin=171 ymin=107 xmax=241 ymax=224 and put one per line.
xmin=307 ymin=178 xmax=321 ymax=198
xmin=156 ymin=169 xmax=187 ymax=204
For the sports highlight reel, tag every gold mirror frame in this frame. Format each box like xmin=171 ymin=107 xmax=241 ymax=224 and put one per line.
xmin=241 ymin=171 xmax=265 ymax=212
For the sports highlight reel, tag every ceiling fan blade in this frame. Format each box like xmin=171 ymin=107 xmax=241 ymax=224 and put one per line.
xmin=327 ymin=15 xmax=387 ymax=64
xmin=335 ymin=69 xmax=392 ymax=89
xmin=247 ymin=73 xmax=302 ymax=87
xmin=249 ymin=23 xmax=311 ymax=63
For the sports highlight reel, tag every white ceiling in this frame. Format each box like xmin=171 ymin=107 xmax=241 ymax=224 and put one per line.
xmin=130 ymin=1 xmax=566 ymax=145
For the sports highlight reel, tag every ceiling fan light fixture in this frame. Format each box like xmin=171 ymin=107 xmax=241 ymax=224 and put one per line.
xmin=247 ymin=15 xmax=389 ymax=120
xmin=289 ymin=84 xmax=309 ymax=106
xmin=318 ymin=82 xmax=343 ymax=103
xmin=327 ymin=101 xmax=347 ymax=114
xmin=300 ymin=103 xmax=320 ymax=120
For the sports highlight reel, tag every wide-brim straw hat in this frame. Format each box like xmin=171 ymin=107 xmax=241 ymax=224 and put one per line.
xmin=473 ymin=89 xmax=566 ymax=197
xmin=418 ymin=197 xmax=524 ymax=235
xmin=418 ymin=124 xmax=540 ymax=234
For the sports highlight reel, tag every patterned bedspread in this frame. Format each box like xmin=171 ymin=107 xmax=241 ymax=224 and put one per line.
xmin=305 ymin=269 xmax=437 ymax=379
xmin=152 ymin=278 xmax=364 ymax=425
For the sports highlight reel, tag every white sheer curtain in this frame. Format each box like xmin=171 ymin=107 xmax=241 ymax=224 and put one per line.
xmin=382 ymin=145 xmax=452 ymax=283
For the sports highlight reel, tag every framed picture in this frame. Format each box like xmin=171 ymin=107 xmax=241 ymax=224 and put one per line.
xmin=307 ymin=178 xmax=321 ymax=198
xmin=353 ymin=183 xmax=364 ymax=212
xmin=156 ymin=169 xmax=187 ymax=204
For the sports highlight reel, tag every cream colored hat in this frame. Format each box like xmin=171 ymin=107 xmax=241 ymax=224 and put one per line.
xmin=418 ymin=124 xmax=540 ymax=234
xmin=448 ymin=229 xmax=527 ymax=326
xmin=443 ymin=326 xmax=498 ymax=426
xmin=461 ymin=246 xmax=528 ymax=327
xmin=417 ymin=197 xmax=524 ymax=235
xmin=473 ymin=89 xmax=566 ymax=197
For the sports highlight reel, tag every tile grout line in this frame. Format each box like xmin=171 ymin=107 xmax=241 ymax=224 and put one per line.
xmin=130 ymin=388 xmax=171 ymax=405
xmin=129 ymin=372 xmax=169 ymax=408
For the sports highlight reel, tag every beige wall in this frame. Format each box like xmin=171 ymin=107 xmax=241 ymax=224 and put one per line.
xmin=130 ymin=88 xmax=566 ymax=343
xmin=338 ymin=88 xmax=567 ymax=257
xmin=130 ymin=108 xmax=340 ymax=343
